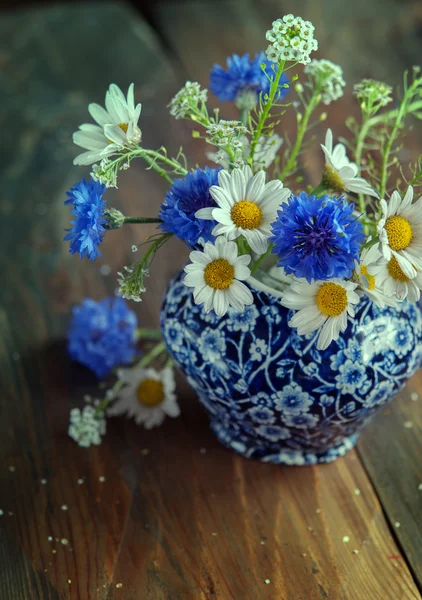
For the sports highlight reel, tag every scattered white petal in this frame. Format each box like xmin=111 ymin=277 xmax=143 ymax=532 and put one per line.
xmin=404 ymin=421 xmax=413 ymax=429
xmin=343 ymin=536 xmax=350 ymax=543
xmin=61 ymin=505 xmax=68 ymax=511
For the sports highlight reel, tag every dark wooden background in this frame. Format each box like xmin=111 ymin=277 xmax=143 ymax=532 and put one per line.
xmin=1 ymin=1 xmax=421 ymax=598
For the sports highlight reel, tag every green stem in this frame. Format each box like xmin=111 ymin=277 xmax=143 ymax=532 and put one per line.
xmin=249 ymin=61 xmax=286 ymax=161
xmin=239 ymin=108 xmax=248 ymax=126
xmin=137 ymin=341 xmax=167 ymax=368
xmin=309 ymin=182 xmax=326 ymax=197
xmin=250 ymin=244 xmax=273 ymax=275
xmin=279 ymin=89 xmax=320 ymax=180
xmin=141 ymin=149 xmax=188 ymax=176
xmin=123 ymin=216 xmax=163 ymax=225
xmin=379 ymin=81 xmax=422 ymax=199
xmin=136 ymin=328 xmax=163 ymax=341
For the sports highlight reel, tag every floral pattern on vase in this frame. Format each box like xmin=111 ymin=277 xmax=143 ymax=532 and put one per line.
xmin=160 ymin=270 xmax=422 ymax=465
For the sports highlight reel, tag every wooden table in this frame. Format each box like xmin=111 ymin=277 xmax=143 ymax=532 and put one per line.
xmin=1 ymin=1 xmax=421 ymax=598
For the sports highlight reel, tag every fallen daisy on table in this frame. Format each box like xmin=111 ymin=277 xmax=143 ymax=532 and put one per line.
xmin=108 ymin=367 xmax=180 ymax=429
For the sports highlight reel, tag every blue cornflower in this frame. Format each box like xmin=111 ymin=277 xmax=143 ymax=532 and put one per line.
xmin=64 ymin=178 xmax=107 ymax=261
xmin=159 ymin=167 xmax=220 ymax=248
xmin=67 ymin=297 xmax=138 ymax=379
xmin=270 ymin=192 xmax=364 ymax=283
xmin=210 ymin=52 xmax=289 ymax=105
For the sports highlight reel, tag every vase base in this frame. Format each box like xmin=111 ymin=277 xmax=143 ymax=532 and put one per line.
xmin=210 ymin=420 xmax=359 ymax=465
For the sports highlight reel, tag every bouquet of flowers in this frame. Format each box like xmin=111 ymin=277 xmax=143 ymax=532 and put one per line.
xmin=65 ymin=14 xmax=422 ymax=447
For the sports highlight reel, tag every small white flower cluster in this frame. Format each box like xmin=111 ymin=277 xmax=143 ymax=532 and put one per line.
xmin=265 ymin=15 xmax=318 ymax=65
xmin=169 ymin=81 xmax=208 ymax=119
xmin=68 ymin=405 xmax=106 ymax=448
xmin=206 ymin=120 xmax=249 ymax=167
xmin=353 ymin=79 xmax=393 ymax=108
xmin=117 ymin=265 xmax=149 ymax=302
xmin=91 ymin=158 xmax=118 ymax=188
xmin=304 ymin=59 xmax=346 ymax=105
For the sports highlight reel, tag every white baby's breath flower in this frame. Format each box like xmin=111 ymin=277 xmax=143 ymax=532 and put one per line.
xmin=68 ymin=406 xmax=106 ymax=448
xmin=321 ymin=129 xmax=378 ymax=197
xmin=354 ymin=79 xmax=393 ymax=109
xmin=354 ymin=243 xmax=398 ymax=307
xmin=281 ymin=278 xmax=360 ymax=350
xmin=108 ymin=367 xmax=179 ymax=429
xmin=184 ymin=236 xmax=253 ymax=317
xmin=73 ymin=83 xmax=142 ymax=166
xmin=91 ymin=158 xmax=118 ymax=188
xmin=377 ymin=186 xmax=422 ymax=279
xmin=208 ymin=134 xmax=283 ymax=171
xmin=304 ymin=59 xmax=346 ymax=105
xmin=196 ymin=165 xmax=290 ymax=255
xmin=265 ymin=15 xmax=318 ymax=65
xmin=168 ymin=81 xmax=208 ymax=119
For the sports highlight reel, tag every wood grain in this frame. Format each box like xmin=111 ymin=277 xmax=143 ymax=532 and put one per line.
xmin=0 ymin=1 xmax=421 ymax=598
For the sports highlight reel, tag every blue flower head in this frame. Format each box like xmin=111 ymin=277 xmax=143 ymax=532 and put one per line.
xmin=159 ymin=167 xmax=220 ymax=248
xmin=270 ymin=192 xmax=364 ymax=283
xmin=67 ymin=297 xmax=138 ymax=379
xmin=64 ymin=178 xmax=107 ymax=261
xmin=210 ymin=52 xmax=289 ymax=104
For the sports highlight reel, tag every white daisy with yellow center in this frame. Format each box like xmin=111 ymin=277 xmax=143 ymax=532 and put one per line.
xmin=374 ymin=253 xmax=422 ymax=303
xmin=377 ymin=186 xmax=422 ymax=279
xmin=195 ymin=165 xmax=291 ymax=255
xmin=184 ymin=236 xmax=253 ymax=317
xmin=321 ymin=129 xmax=378 ymax=197
xmin=281 ymin=278 xmax=360 ymax=350
xmin=108 ymin=367 xmax=179 ymax=429
xmin=354 ymin=243 xmax=398 ymax=308
xmin=73 ymin=83 xmax=142 ymax=166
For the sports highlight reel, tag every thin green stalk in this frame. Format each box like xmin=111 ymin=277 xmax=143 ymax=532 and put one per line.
xmin=379 ymin=80 xmax=422 ymax=199
xmin=239 ymin=108 xmax=249 ymax=126
xmin=249 ymin=61 xmax=286 ymax=161
xmin=123 ymin=216 xmax=163 ymax=225
xmin=250 ymin=244 xmax=273 ymax=275
xmin=279 ymin=89 xmax=320 ymax=181
xmin=137 ymin=341 xmax=167 ymax=368
xmin=136 ymin=328 xmax=163 ymax=341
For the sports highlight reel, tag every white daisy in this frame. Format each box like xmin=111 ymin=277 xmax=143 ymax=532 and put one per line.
xmin=321 ymin=129 xmax=378 ymax=198
xmin=354 ymin=243 xmax=398 ymax=308
xmin=281 ymin=278 xmax=360 ymax=350
xmin=183 ymin=236 xmax=253 ymax=317
xmin=73 ymin=83 xmax=142 ymax=166
xmin=108 ymin=367 xmax=179 ymax=429
xmin=196 ymin=165 xmax=290 ymax=255
xmin=375 ymin=254 xmax=422 ymax=302
xmin=377 ymin=186 xmax=422 ymax=279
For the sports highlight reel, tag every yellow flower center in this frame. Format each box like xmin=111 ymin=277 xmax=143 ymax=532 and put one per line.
xmin=384 ymin=216 xmax=413 ymax=251
xmin=136 ymin=379 xmax=164 ymax=407
xmin=204 ymin=258 xmax=235 ymax=290
xmin=387 ymin=256 xmax=410 ymax=282
xmin=231 ymin=200 xmax=262 ymax=230
xmin=118 ymin=123 xmax=129 ymax=134
xmin=316 ymin=282 xmax=348 ymax=317
xmin=360 ymin=265 xmax=376 ymax=290
xmin=322 ymin=164 xmax=345 ymax=193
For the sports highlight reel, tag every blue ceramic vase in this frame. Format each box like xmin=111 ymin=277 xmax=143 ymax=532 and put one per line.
xmin=160 ymin=270 xmax=422 ymax=465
